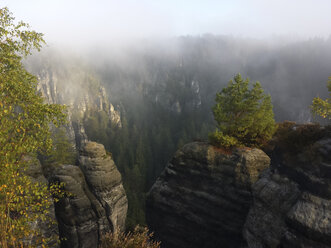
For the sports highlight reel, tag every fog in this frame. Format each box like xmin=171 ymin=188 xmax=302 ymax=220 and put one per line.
xmin=3 ymin=0 xmax=331 ymax=49
xmin=8 ymin=1 xmax=331 ymax=228
xmin=4 ymin=0 xmax=331 ymax=123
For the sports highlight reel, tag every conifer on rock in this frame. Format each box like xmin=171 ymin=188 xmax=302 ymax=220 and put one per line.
xmin=209 ymin=73 xmax=276 ymax=148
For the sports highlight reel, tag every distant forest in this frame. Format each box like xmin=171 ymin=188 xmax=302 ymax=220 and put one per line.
xmin=26 ymin=35 xmax=331 ymax=228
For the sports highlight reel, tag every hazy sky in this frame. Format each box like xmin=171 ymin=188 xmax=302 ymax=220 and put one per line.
xmin=2 ymin=0 xmax=331 ymax=47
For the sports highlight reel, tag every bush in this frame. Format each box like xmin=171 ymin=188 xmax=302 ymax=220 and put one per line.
xmin=209 ymin=73 xmax=276 ymax=148
xmin=311 ymin=76 xmax=331 ymax=120
xmin=271 ymin=121 xmax=330 ymax=154
xmin=99 ymin=226 xmax=160 ymax=248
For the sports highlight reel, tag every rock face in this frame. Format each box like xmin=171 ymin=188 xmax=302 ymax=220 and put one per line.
xmin=27 ymin=55 xmax=122 ymax=152
xmin=244 ymin=123 xmax=331 ymax=248
xmin=36 ymin=65 xmax=121 ymax=126
xmin=51 ymin=142 xmax=128 ymax=248
xmin=79 ymin=142 xmax=128 ymax=230
xmin=27 ymin=55 xmax=127 ymax=247
xmin=146 ymin=142 xmax=270 ymax=248
xmin=151 ymin=78 xmax=202 ymax=114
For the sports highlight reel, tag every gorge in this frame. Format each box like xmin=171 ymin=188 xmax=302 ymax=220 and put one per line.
xmin=2 ymin=2 xmax=331 ymax=247
xmin=8 ymin=35 xmax=331 ymax=248
xmin=27 ymin=37 xmax=330 ymax=247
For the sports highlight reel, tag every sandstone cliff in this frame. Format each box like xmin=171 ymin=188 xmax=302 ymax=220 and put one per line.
xmin=50 ymin=141 xmax=128 ymax=248
xmin=26 ymin=55 xmax=128 ymax=247
xmin=146 ymin=142 xmax=270 ymax=248
xmin=26 ymin=53 xmax=122 ymax=152
xmin=244 ymin=123 xmax=331 ymax=248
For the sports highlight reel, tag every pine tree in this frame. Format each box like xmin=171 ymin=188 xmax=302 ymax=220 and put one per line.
xmin=209 ymin=73 xmax=276 ymax=148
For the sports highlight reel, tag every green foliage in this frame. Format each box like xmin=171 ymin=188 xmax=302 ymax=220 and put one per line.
xmin=311 ymin=77 xmax=331 ymax=119
xmin=0 ymin=7 xmax=66 ymax=247
xmin=84 ymin=93 xmax=212 ymax=229
xmin=208 ymin=130 xmax=237 ymax=148
xmin=99 ymin=226 xmax=160 ymax=248
xmin=209 ymin=73 xmax=276 ymax=148
xmin=44 ymin=127 xmax=77 ymax=166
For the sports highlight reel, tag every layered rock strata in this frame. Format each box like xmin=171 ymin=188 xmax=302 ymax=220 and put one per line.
xmin=146 ymin=142 xmax=270 ymax=248
xmin=79 ymin=142 xmax=128 ymax=230
xmin=50 ymin=142 xmax=128 ymax=248
xmin=244 ymin=124 xmax=331 ymax=248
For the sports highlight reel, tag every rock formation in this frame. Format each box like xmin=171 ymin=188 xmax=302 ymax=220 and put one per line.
xmin=26 ymin=53 xmax=122 ymax=150
xmin=79 ymin=142 xmax=128 ymax=230
xmin=26 ymin=54 xmax=127 ymax=247
xmin=146 ymin=142 xmax=270 ymax=248
xmin=244 ymin=123 xmax=331 ymax=248
xmin=50 ymin=142 xmax=128 ymax=248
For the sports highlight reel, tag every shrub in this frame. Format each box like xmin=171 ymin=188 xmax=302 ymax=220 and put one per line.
xmin=272 ymin=121 xmax=329 ymax=154
xmin=99 ymin=226 xmax=160 ymax=248
xmin=311 ymin=76 xmax=331 ymax=120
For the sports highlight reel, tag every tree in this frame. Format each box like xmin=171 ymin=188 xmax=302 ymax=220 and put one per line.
xmin=311 ymin=77 xmax=331 ymax=119
xmin=0 ymin=7 xmax=66 ymax=247
xmin=209 ymin=73 xmax=276 ymax=148
xmin=43 ymin=127 xmax=77 ymax=166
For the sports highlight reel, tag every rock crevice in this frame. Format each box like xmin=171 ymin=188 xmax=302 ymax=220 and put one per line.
xmin=244 ymin=125 xmax=331 ymax=248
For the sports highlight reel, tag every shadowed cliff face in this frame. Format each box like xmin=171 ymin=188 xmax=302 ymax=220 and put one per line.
xmin=50 ymin=142 xmax=128 ymax=248
xmin=244 ymin=124 xmax=331 ymax=248
xmin=146 ymin=142 xmax=270 ymax=248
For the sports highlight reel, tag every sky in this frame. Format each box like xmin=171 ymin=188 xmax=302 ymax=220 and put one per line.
xmin=2 ymin=0 xmax=331 ymax=47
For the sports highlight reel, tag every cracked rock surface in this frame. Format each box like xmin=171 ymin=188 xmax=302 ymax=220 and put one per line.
xmin=146 ymin=142 xmax=270 ymax=248
xmin=244 ymin=125 xmax=331 ymax=248
xmin=51 ymin=141 xmax=127 ymax=248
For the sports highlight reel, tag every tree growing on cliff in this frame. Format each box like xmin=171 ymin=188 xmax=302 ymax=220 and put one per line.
xmin=311 ymin=77 xmax=331 ymax=119
xmin=209 ymin=73 xmax=276 ymax=148
xmin=0 ymin=7 xmax=66 ymax=247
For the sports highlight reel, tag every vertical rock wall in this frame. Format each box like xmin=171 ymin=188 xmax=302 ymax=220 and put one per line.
xmin=244 ymin=125 xmax=331 ymax=248
xmin=146 ymin=142 xmax=270 ymax=248
xmin=29 ymin=58 xmax=128 ymax=247
xmin=51 ymin=142 xmax=128 ymax=248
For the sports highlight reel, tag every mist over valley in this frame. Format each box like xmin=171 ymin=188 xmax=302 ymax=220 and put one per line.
xmin=1 ymin=1 xmax=331 ymax=247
